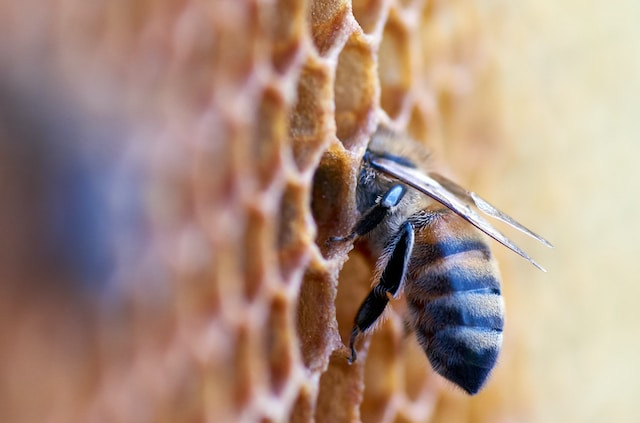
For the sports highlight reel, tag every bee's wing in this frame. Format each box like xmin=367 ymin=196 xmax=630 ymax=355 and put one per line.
xmin=428 ymin=173 xmax=553 ymax=248
xmin=369 ymin=156 xmax=550 ymax=272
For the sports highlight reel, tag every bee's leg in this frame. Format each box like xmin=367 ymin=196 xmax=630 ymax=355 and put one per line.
xmin=348 ymin=221 xmax=414 ymax=363
xmin=329 ymin=184 xmax=406 ymax=243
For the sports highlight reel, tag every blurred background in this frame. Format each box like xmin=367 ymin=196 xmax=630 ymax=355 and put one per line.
xmin=0 ymin=0 xmax=639 ymax=422
xmin=475 ymin=0 xmax=640 ymax=421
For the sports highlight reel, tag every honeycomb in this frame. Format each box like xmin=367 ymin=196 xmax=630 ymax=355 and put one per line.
xmin=0 ymin=1 xmax=525 ymax=422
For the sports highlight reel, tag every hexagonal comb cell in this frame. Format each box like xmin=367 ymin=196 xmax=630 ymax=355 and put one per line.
xmin=252 ymin=86 xmax=287 ymax=190
xmin=311 ymin=143 xmax=359 ymax=249
xmin=316 ymin=351 xmax=364 ymax=422
xmin=360 ymin=314 xmax=403 ymax=422
xmin=378 ymin=10 xmax=412 ymax=120
xmin=269 ymin=0 xmax=306 ymax=72
xmin=277 ymin=180 xmax=313 ymax=282
xmin=242 ymin=205 xmax=274 ymax=302
xmin=289 ymin=57 xmax=334 ymax=172
xmin=266 ymin=293 xmax=296 ymax=395
xmin=232 ymin=323 xmax=264 ymax=408
xmin=296 ymin=258 xmax=340 ymax=372
xmin=308 ymin=0 xmax=352 ymax=55
xmin=334 ymin=32 xmax=378 ymax=149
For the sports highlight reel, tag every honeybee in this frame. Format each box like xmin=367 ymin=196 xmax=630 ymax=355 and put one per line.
xmin=331 ymin=129 xmax=552 ymax=394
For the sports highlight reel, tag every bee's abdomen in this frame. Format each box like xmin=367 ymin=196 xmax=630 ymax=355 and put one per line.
xmin=406 ymin=229 xmax=504 ymax=394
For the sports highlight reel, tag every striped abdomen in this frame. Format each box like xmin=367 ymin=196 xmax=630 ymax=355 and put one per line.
xmin=405 ymin=209 xmax=505 ymax=394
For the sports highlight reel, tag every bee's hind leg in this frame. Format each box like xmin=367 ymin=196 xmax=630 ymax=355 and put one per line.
xmin=328 ymin=184 xmax=406 ymax=244
xmin=348 ymin=221 xmax=414 ymax=363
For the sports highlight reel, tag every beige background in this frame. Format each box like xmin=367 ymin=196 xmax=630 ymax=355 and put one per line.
xmin=475 ymin=1 xmax=640 ymax=421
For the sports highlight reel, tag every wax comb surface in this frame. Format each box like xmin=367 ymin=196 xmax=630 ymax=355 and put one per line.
xmin=0 ymin=1 xmax=524 ymax=422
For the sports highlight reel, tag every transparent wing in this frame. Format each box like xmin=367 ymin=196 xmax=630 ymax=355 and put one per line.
xmin=428 ymin=173 xmax=554 ymax=248
xmin=368 ymin=155 xmax=551 ymax=272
